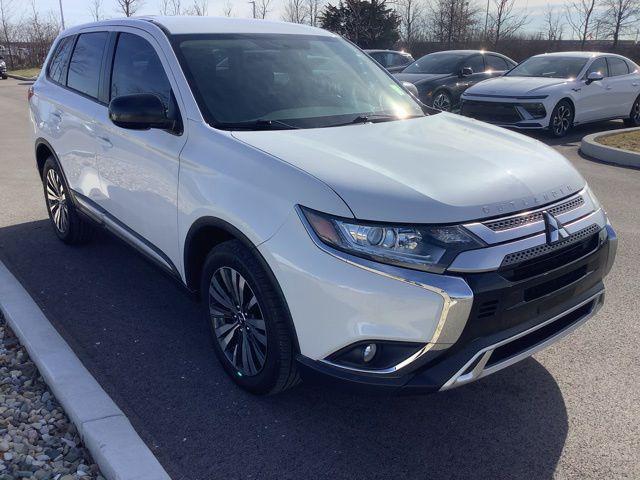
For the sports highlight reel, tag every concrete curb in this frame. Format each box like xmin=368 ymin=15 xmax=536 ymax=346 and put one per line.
xmin=0 ymin=260 xmax=171 ymax=480
xmin=580 ymin=127 xmax=640 ymax=168
xmin=6 ymin=73 xmax=36 ymax=81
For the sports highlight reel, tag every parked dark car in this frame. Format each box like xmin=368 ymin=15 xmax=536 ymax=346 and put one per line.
xmin=365 ymin=49 xmax=415 ymax=73
xmin=395 ymin=50 xmax=516 ymax=111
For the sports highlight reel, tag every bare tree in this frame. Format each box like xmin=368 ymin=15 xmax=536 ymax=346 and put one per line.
xmin=543 ymin=5 xmax=563 ymax=42
xmin=88 ymin=0 xmax=104 ymax=21
xmin=160 ymin=0 xmax=182 ymax=15
xmin=306 ymin=0 xmax=322 ymax=25
xmin=566 ymin=0 xmax=597 ymax=50
xmin=19 ymin=0 xmax=60 ymax=67
xmin=222 ymin=0 xmax=234 ymax=16
xmin=394 ymin=0 xmax=424 ymax=46
xmin=256 ymin=0 xmax=272 ymax=18
xmin=283 ymin=0 xmax=307 ymax=22
xmin=116 ymin=0 xmax=144 ymax=17
xmin=187 ymin=0 xmax=209 ymax=15
xmin=601 ymin=0 xmax=639 ymax=48
xmin=0 ymin=0 xmax=15 ymax=69
xmin=427 ymin=0 xmax=481 ymax=47
xmin=488 ymin=0 xmax=529 ymax=47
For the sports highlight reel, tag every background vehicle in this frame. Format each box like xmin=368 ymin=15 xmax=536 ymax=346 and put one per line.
xmin=460 ymin=52 xmax=640 ymax=137
xmin=395 ymin=50 xmax=516 ymax=111
xmin=0 ymin=56 xmax=7 ymax=80
xmin=30 ymin=17 xmax=616 ymax=396
xmin=365 ymin=49 xmax=414 ymax=73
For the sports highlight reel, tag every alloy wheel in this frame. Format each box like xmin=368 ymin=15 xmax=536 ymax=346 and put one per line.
xmin=432 ymin=92 xmax=451 ymax=111
xmin=45 ymin=169 xmax=69 ymax=234
xmin=209 ymin=267 xmax=267 ymax=377
xmin=552 ymin=104 xmax=571 ymax=136
xmin=632 ymin=100 xmax=640 ymax=124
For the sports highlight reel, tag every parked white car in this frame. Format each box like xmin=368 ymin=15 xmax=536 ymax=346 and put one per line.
xmin=460 ymin=52 xmax=640 ymax=137
xmin=29 ymin=17 xmax=617 ymax=395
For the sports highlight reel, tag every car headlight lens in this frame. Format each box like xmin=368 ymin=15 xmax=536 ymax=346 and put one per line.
xmin=300 ymin=207 xmax=485 ymax=273
xmin=521 ymin=103 xmax=547 ymax=119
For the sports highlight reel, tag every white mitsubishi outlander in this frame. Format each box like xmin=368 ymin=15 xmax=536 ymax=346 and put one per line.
xmin=30 ymin=17 xmax=617 ymax=394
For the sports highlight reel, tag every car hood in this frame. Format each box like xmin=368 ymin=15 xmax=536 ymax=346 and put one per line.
xmin=465 ymin=76 xmax=571 ymax=96
xmin=232 ymin=113 xmax=585 ymax=224
xmin=394 ymin=73 xmax=450 ymax=85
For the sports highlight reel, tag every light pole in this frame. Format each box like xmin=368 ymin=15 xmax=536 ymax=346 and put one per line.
xmin=249 ymin=0 xmax=256 ymax=18
xmin=58 ymin=0 xmax=66 ymax=30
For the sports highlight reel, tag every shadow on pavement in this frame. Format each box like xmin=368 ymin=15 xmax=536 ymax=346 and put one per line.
xmin=0 ymin=219 xmax=569 ymax=479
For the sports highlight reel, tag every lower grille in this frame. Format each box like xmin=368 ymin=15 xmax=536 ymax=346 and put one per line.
xmin=461 ymin=100 xmax=522 ymax=123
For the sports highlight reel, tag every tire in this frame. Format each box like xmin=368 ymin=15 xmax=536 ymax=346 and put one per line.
xmin=432 ymin=90 xmax=453 ymax=112
xmin=200 ymin=240 xmax=300 ymax=395
xmin=548 ymin=100 xmax=574 ymax=138
xmin=42 ymin=157 xmax=93 ymax=244
xmin=623 ymin=96 xmax=640 ymax=127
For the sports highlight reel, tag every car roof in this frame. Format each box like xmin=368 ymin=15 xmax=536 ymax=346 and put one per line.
xmin=365 ymin=49 xmax=412 ymax=55
xmin=425 ymin=49 xmax=508 ymax=56
xmin=64 ymin=16 xmax=333 ymax=37
xmin=533 ymin=51 xmax=609 ymax=59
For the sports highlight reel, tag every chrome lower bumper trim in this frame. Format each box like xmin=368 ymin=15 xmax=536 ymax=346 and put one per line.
xmin=440 ymin=290 xmax=605 ymax=391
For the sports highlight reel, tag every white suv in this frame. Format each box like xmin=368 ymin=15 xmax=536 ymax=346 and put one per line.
xmin=30 ymin=17 xmax=617 ymax=395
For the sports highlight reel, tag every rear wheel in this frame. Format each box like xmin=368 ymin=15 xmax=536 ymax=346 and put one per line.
xmin=548 ymin=100 xmax=573 ymax=138
xmin=623 ymin=96 xmax=640 ymax=127
xmin=42 ymin=157 xmax=93 ymax=244
xmin=200 ymin=240 xmax=299 ymax=394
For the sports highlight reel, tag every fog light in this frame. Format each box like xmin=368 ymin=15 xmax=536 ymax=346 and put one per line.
xmin=362 ymin=344 xmax=377 ymax=363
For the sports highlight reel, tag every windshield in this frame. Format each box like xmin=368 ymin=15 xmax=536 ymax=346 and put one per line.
xmin=506 ymin=56 xmax=588 ymax=79
xmin=402 ymin=53 xmax=466 ymax=74
xmin=172 ymin=34 xmax=425 ymax=130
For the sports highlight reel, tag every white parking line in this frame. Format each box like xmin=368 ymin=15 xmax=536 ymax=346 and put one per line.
xmin=0 ymin=260 xmax=171 ymax=480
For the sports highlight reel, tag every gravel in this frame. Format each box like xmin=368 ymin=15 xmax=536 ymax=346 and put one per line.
xmin=0 ymin=313 xmax=104 ymax=480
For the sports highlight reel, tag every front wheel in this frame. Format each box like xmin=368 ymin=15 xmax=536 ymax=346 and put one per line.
xmin=432 ymin=90 xmax=453 ymax=112
xmin=548 ymin=100 xmax=573 ymax=137
xmin=200 ymin=240 xmax=300 ymax=395
xmin=623 ymin=96 xmax=640 ymax=127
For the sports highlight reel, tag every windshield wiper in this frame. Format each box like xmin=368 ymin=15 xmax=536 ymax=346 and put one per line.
xmin=334 ymin=114 xmax=423 ymax=127
xmin=216 ymin=119 xmax=300 ymax=130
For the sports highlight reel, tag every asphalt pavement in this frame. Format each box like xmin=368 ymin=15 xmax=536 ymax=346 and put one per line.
xmin=1 ymin=77 xmax=638 ymax=480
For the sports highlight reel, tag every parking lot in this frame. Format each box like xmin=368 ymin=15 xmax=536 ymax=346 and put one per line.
xmin=1 ymin=77 xmax=639 ymax=479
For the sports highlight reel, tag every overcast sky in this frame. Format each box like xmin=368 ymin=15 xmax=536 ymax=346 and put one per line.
xmin=22 ymin=0 xmax=593 ymax=38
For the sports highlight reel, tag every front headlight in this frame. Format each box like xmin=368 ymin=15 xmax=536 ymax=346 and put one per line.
xmin=300 ymin=207 xmax=485 ymax=273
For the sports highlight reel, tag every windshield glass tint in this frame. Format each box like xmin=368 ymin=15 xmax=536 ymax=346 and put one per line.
xmin=403 ymin=53 xmax=466 ymax=74
xmin=173 ymin=34 xmax=424 ymax=129
xmin=506 ymin=57 xmax=587 ymax=79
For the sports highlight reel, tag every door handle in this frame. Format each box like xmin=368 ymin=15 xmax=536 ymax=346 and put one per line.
xmin=50 ymin=111 xmax=62 ymax=119
xmin=633 ymin=83 xmax=639 ymax=87
xmin=605 ymin=86 xmax=612 ymax=90
xmin=97 ymin=136 xmax=113 ymax=148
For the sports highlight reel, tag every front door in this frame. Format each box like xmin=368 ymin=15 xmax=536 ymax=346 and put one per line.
xmin=93 ymin=29 xmax=187 ymax=270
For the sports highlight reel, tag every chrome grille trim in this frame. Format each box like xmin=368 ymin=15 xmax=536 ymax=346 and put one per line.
xmin=463 ymin=189 xmax=595 ymax=246
xmin=484 ymin=196 xmax=585 ymax=231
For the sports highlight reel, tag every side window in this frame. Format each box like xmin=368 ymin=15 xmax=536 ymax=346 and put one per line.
xmin=110 ymin=33 xmax=173 ymax=111
xmin=486 ymin=55 xmax=509 ymax=71
xmin=67 ymin=32 xmax=109 ymax=99
xmin=47 ymin=36 xmax=75 ymax=84
xmin=391 ymin=53 xmax=409 ymax=67
xmin=608 ymin=57 xmax=629 ymax=76
xmin=586 ymin=58 xmax=608 ymax=77
xmin=465 ymin=55 xmax=485 ymax=74
xmin=369 ymin=52 xmax=386 ymax=66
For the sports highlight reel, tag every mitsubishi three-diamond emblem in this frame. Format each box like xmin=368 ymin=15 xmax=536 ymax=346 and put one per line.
xmin=542 ymin=211 xmax=570 ymax=245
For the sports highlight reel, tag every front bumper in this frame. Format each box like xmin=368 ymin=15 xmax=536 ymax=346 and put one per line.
xmin=460 ymin=97 xmax=550 ymax=130
xmin=298 ymin=224 xmax=615 ymax=393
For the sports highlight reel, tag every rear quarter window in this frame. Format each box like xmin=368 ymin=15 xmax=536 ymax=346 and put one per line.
xmin=608 ymin=57 xmax=630 ymax=76
xmin=67 ymin=32 xmax=109 ymax=99
xmin=47 ymin=36 xmax=75 ymax=84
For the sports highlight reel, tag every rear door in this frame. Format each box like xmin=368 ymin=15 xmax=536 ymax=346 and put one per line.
xmin=606 ymin=56 xmax=638 ymax=117
xmin=93 ymin=29 xmax=188 ymax=270
xmin=45 ymin=31 xmax=110 ymax=202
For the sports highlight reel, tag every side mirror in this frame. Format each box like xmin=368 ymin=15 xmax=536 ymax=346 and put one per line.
xmin=460 ymin=67 xmax=473 ymax=77
xmin=586 ymin=71 xmax=604 ymax=84
xmin=108 ymin=93 xmax=175 ymax=131
xmin=401 ymin=81 xmax=419 ymax=97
